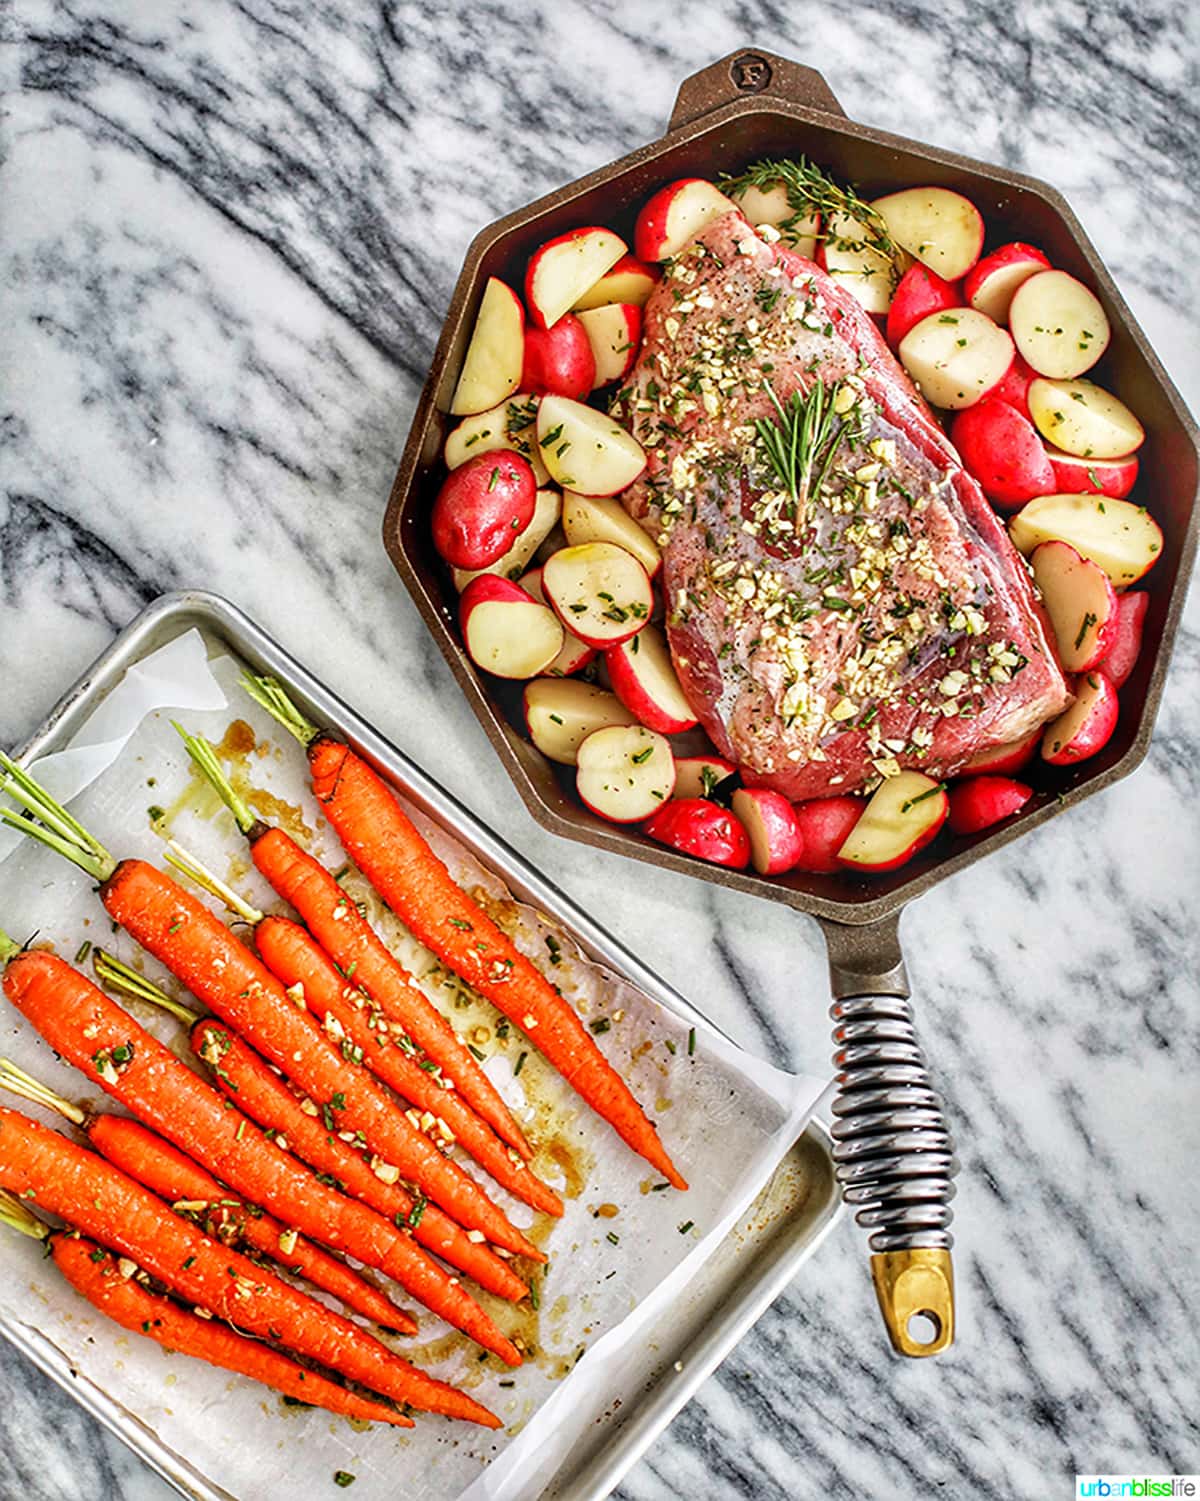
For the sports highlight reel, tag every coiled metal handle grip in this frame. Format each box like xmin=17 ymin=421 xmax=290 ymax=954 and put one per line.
xmin=829 ymin=991 xmax=959 ymax=1356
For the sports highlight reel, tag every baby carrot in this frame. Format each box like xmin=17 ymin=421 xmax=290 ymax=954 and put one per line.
xmin=189 ymin=1019 xmax=529 ymax=1303
xmin=0 ymin=1105 xmax=499 ymax=1426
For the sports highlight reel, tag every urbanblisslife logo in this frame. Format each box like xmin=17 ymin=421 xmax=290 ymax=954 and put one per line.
xmin=1076 ymin=1479 xmax=1198 ymax=1498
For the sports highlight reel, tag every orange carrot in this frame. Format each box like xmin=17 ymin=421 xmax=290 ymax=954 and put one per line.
xmin=49 ymin=1233 xmax=412 ymax=1428
xmin=190 ymin=1019 xmax=529 ymax=1303
xmin=88 ymin=1114 xmax=409 ymax=1331
xmin=2 ymin=944 xmax=522 ymax=1366
xmin=255 ymin=913 xmax=563 ymax=1217
xmin=100 ymin=857 xmax=542 ymax=1264
xmin=0 ymin=1104 xmax=499 ymax=1426
xmin=305 ymin=734 xmax=686 ymax=1189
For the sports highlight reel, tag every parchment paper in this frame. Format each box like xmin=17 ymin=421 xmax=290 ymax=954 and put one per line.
xmin=0 ymin=630 xmax=826 ymax=1501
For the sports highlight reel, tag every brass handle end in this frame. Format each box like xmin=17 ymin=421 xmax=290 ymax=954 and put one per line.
xmin=870 ymin=1248 xmax=955 ymax=1357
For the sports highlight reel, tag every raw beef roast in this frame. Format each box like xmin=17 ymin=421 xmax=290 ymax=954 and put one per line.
xmin=617 ymin=211 xmax=1071 ymax=799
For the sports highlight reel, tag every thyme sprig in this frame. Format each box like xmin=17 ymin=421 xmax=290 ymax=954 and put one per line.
xmin=753 ymin=378 xmax=847 ymax=531
xmin=718 ymin=155 xmax=894 ymax=259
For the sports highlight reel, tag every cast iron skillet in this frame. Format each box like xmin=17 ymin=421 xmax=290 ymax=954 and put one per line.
xmin=383 ymin=50 xmax=1200 ymax=1356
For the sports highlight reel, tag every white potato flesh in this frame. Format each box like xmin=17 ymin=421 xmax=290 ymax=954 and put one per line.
xmin=1030 ymin=540 xmax=1117 ymax=671
xmin=528 ymin=229 xmax=626 ymax=330
xmin=561 ymin=491 xmax=661 ymax=576
xmin=607 ymin=624 xmax=697 ymax=732
xmin=871 ymin=187 xmax=984 ymax=281
xmin=728 ymin=180 xmax=820 ymax=258
xmin=451 ymin=488 xmax=562 ymax=591
xmin=575 ymin=725 xmax=675 ymax=823
xmin=576 ymin=304 xmax=640 ymax=388
xmin=822 ymin=210 xmax=906 ymax=314
xmin=837 ymin=771 xmax=948 ymax=869
xmin=523 ymin=679 xmax=636 ymax=764
xmin=1027 ymin=377 xmax=1145 ymax=460
xmin=519 ymin=568 xmax=594 ymax=675
xmin=444 ymin=393 xmax=551 ymax=485
xmin=542 ymin=541 xmax=653 ymax=647
xmin=967 ymin=254 xmax=1046 ymax=324
xmin=450 ymin=277 xmax=524 ymax=416
xmin=654 ymin=180 xmax=737 ymax=259
xmin=898 ymin=307 xmax=1014 ymax=409
xmin=1008 ymin=270 xmax=1110 ymax=379
xmin=536 ymin=395 xmax=646 ymax=496
xmin=1009 ymin=494 xmax=1164 ymax=587
xmin=463 ymin=597 xmax=564 ymax=679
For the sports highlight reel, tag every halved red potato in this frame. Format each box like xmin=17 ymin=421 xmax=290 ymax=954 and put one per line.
xmin=525 ymin=227 xmax=626 ymax=331
xmin=520 ymin=567 xmax=595 ymax=675
xmin=523 ymin=679 xmax=636 ymax=764
xmin=1104 ymin=590 xmax=1149 ymax=688
xmin=885 ymin=264 xmax=963 ymax=348
xmin=725 ymin=179 xmax=820 ymax=258
xmin=731 ymin=788 xmax=804 ymax=875
xmin=459 ymin=575 xmax=564 ymax=679
xmin=870 ymin=187 xmax=984 ymax=280
xmin=963 ymin=242 xmax=1051 ymax=324
xmin=431 ymin=452 xmax=537 ymax=570
xmin=444 ymin=393 xmax=551 ymax=486
xmin=542 ymin=541 xmax=653 ymax=648
xmin=947 ymin=776 xmax=1033 ymax=836
xmin=605 ymin=624 xmax=697 ymax=734
xmin=536 ymin=395 xmax=647 ymax=496
xmin=791 ymin=795 xmax=865 ymax=873
xmin=452 ymin=488 xmax=562 ymax=591
xmin=576 ymin=303 xmax=642 ymax=388
xmin=1044 ymin=446 xmax=1139 ymax=499
xmin=1031 ymin=539 xmax=1119 ymax=672
xmin=571 ymin=254 xmax=661 ymax=311
xmin=450 ymin=278 xmax=525 ymax=416
xmin=1008 ymin=494 xmax=1164 ymax=587
xmin=672 ymin=755 xmax=737 ymax=800
xmin=520 ymin=315 xmax=595 ymax=399
xmin=561 ymin=490 xmax=661 ymax=577
xmin=820 ymin=210 xmax=907 ymax=314
xmin=837 ymin=772 xmax=948 ymax=872
xmin=643 ymin=797 xmax=751 ymax=869
xmin=1027 ymin=378 xmax=1145 ymax=460
xmin=634 ymin=179 xmax=738 ymax=262
xmin=962 ymin=728 xmax=1040 ymax=776
xmin=576 ymin=725 xmax=675 ymax=823
xmin=1041 ymin=670 xmax=1119 ymax=765
xmin=898 ymin=308 xmax=1014 ymax=410
xmin=949 ymin=398 xmax=1055 ymax=509
xmin=1009 ymin=270 xmax=1110 ymax=378
xmin=990 ymin=351 xmax=1038 ymax=419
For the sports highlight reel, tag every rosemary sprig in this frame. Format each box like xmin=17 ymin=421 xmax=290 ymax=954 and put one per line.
xmin=754 ymin=378 xmax=847 ymax=531
xmin=718 ymin=155 xmax=894 ymax=259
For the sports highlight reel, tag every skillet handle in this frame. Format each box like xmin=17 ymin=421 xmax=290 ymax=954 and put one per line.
xmin=821 ymin=916 xmax=958 ymax=1357
xmin=667 ymin=49 xmax=848 ymax=134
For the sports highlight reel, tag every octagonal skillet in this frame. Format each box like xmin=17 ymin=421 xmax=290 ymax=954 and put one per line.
xmin=383 ymin=49 xmax=1200 ymax=1357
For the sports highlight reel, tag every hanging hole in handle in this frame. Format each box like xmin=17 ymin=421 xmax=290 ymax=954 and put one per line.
xmin=730 ymin=52 xmax=773 ymax=94
xmin=906 ymin=1309 xmax=942 ymax=1347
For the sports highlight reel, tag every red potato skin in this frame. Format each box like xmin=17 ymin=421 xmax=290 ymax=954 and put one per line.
xmin=885 ymin=264 xmax=963 ymax=349
xmin=634 ymin=179 xmax=724 ymax=262
xmin=963 ymin=242 xmax=1051 ymax=317
xmin=431 ymin=452 xmax=537 ymax=569
xmin=730 ymin=788 xmax=804 ymax=875
xmin=790 ymin=797 xmax=865 ymax=873
xmin=1042 ymin=671 xmax=1119 ymax=765
xmin=947 ymin=776 xmax=1033 ymax=835
xmin=835 ymin=794 xmax=948 ymax=874
xmin=520 ymin=315 xmax=596 ymax=399
xmin=950 ymin=398 xmax=1055 ymax=509
xmin=1104 ymin=591 xmax=1149 ymax=688
xmin=989 ymin=352 xmax=1038 ymax=419
xmin=643 ymin=798 xmax=751 ymax=869
xmin=962 ymin=728 xmax=1041 ymax=775
xmin=1045 ymin=447 xmax=1139 ymax=500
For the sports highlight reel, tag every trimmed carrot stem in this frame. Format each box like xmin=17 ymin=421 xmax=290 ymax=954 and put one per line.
xmin=0 ymin=1105 xmax=500 ymax=1425
xmin=255 ymin=914 xmax=563 ymax=1218
xmin=189 ymin=1019 xmax=528 ymax=1303
xmin=2 ymin=945 xmax=522 ymax=1365
xmin=51 ymin=1235 xmax=414 ymax=1429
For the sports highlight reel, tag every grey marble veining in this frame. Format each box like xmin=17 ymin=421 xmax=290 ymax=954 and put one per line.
xmin=2 ymin=2 xmax=1199 ymax=1499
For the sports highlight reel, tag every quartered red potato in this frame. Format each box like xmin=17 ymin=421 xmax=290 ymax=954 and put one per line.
xmin=428 ymin=155 xmax=1164 ymax=880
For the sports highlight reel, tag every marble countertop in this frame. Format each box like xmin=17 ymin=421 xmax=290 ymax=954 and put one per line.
xmin=2 ymin=2 xmax=1198 ymax=1498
